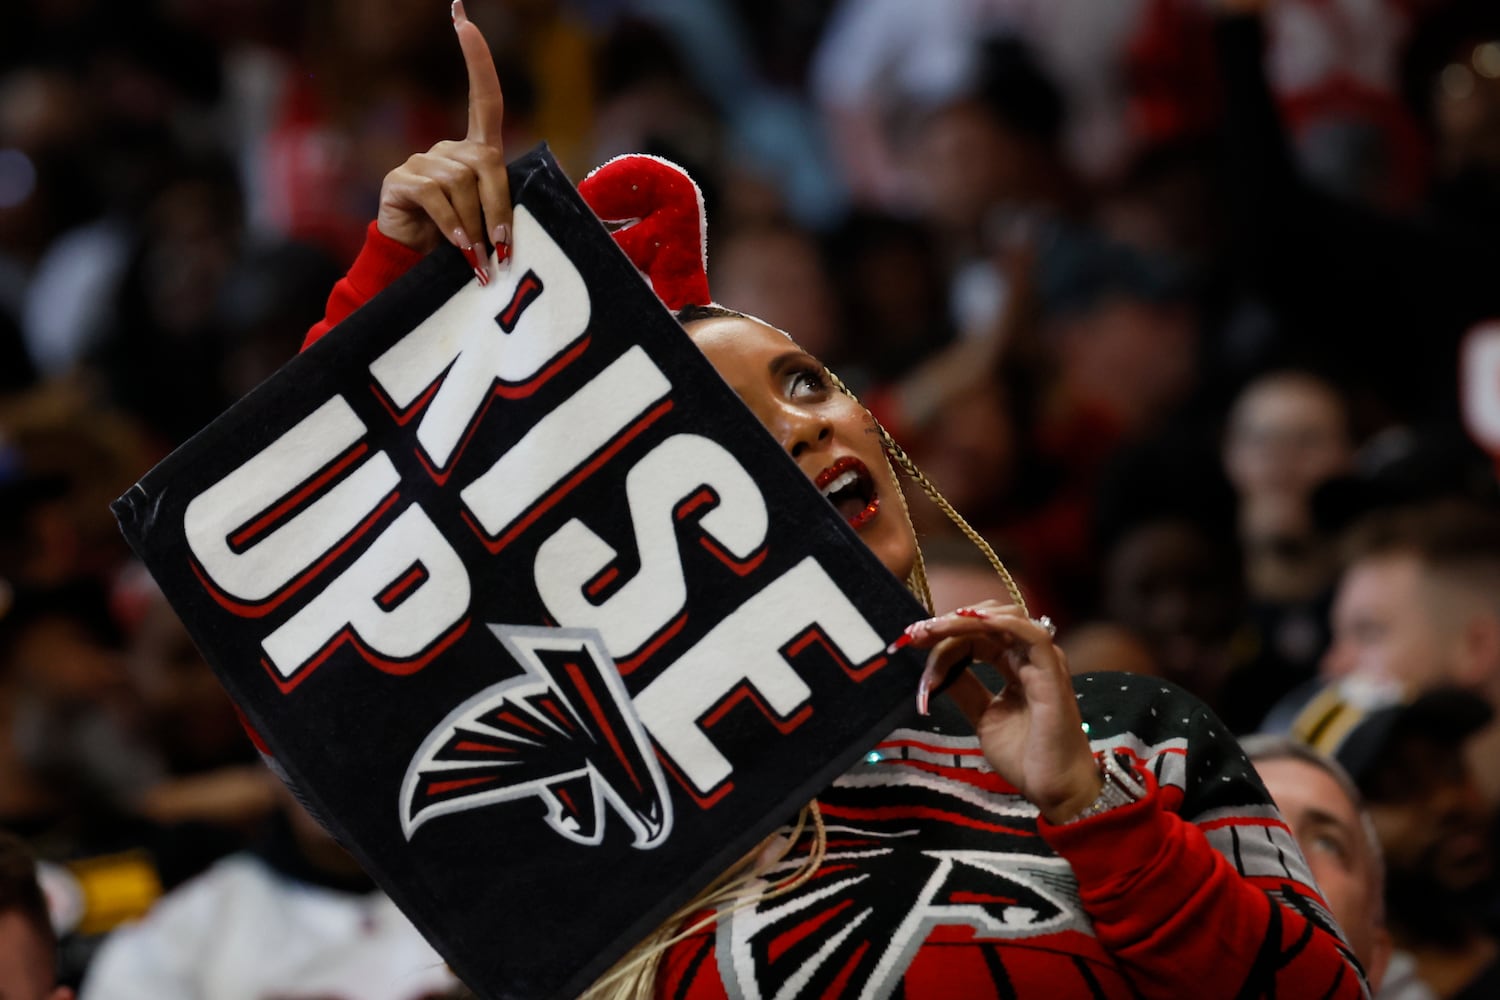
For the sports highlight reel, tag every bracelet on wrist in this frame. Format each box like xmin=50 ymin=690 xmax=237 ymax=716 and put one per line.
xmin=1061 ymin=750 xmax=1147 ymax=825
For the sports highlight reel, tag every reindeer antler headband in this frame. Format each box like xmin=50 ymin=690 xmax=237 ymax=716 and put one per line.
xmin=577 ymin=153 xmax=713 ymax=313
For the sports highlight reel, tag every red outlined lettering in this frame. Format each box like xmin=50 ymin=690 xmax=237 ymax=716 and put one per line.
xmin=784 ymin=626 xmax=888 ymax=683
xmin=190 ymin=490 xmax=401 ymax=619
xmin=498 ymin=271 xmax=544 ymax=331
xmin=654 ymin=749 xmax=733 ymax=811
xmin=461 ymin=398 xmax=674 ymax=554
xmin=613 ymin=611 xmax=688 ymax=677
xmin=263 ymin=615 xmax=470 ymax=694
xmin=699 ymin=681 xmax=814 ymax=735
xmin=369 ymin=336 xmax=593 ymax=486
xmin=227 ymin=442 xmax=371 ymax=553
xmin=377 ymin=562 xmax=430 ymax=611
xmin=675 ymin=487 xmax=769 ymax=577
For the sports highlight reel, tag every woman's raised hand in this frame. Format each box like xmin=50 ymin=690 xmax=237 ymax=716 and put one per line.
xmin=900 ymin=604 xmax=1103 ymax=824
xmin=375 ymin=0 xmax=513 ymax=275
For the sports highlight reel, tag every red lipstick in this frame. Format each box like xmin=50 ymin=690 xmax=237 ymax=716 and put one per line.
xmin=815 ymin=456 xmax=880 ymax=529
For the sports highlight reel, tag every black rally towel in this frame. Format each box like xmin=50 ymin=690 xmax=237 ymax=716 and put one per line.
xmin=112 ymin=145 xmax=928 ymax=1000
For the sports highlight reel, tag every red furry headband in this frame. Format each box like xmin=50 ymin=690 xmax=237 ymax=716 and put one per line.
xmin=577 ymin=153 xmax=712 ymax=313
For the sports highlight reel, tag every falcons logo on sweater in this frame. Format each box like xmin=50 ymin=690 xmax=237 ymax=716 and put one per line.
xmin=400 ymin=624 xmax=672 ymax=847
xmin=692 ymin=733 xmax=1110 ymax=1000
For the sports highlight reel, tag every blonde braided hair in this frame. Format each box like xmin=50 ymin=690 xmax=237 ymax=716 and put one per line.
xmin=579 ymin=800 xmax=828 ymax=999
xmin=822 ymin=367 xmax=1028 ymax=614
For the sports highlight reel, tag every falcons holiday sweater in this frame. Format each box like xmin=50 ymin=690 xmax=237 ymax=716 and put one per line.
xmin=655 ymin=670 xmax=1368 ymax=999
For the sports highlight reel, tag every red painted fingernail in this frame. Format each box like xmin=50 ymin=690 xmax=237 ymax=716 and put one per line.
xmin=457 ymin=243 xmax=489 ymax=286
xmin=954 ymin=608 xmax=987 ymax=619
xmin=885 ymin=631 xmax=915 ymax=655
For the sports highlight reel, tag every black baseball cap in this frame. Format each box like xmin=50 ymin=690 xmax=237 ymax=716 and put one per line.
xmin=1290 ymin=682 xmax=1494 ymax=787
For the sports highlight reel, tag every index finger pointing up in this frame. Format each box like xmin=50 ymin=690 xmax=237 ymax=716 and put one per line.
xmin=453 ymin=0 xmax=503 ymax=147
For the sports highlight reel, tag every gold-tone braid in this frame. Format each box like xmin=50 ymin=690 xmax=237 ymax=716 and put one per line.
xmin=821 ymin=369 xmax=1029 ymax=615
xmin=875 ymin=438 xmax=934 ymax=613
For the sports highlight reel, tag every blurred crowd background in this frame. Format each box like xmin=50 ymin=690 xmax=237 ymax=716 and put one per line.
xmin=1 ymin=0 xmax=1499 ymax=996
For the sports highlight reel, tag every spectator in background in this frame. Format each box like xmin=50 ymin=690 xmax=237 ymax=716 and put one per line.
xmin=1241 ymin=735 xmax=1395 ymax=995
xmin=80 ymin=150 xmax=249 ymax=451
xmin=7 ymin=2 xmax=224 ymax=385
xmin=843 ymin=213 xmax=1066 ymax=617
xmin=0 ymin=387 xmax=150 ymax=593
xmin=1088 ymin=430 xmax=1267 ymax=728
xmin=0 ymin=578 xmax=256 ymax=986
xmin=209 ymin=239 xmax=346 ymax=405
xmin=1290 ymin=686 xmax=1498 ymax=1000
xmin=1224 ymin=369 xmax=1356 ymax=607
xmin=928 ymin=222 xmax=1209 ymax=626
xmin=1091 ymin=132 xmax=1233 ymax=303
xmin=1212 ymin=0 xmax=1500 ymax=434
xmin=808 ymin=0 xmax=1027 ymax=212
xmin=78 ymin=778 xmax=461 ymax=1000
xmin=1222 ymin=368 xmax=1357 ymax=686
xmin=1058 ymin=620 xmax=1164 ymax=679
xmin=1032 ymin=222 xmax=1201 ymax=447
xmin=1310 ymin=499 xmax=1500 ymax=806
xmin=0 ymin=581 xmax=149 ymax=836
xmin=901 ymin=36 xmax=1088 ymax=341
xmin=40 ymin=140 xmax=344 ymax=453
xmin=1402 ymin=0 xmax=1500 ymax=205
xmin=114 ymin=568 xmax=276 ymax=837
xmin=0 ymin=830 xmax=72 ymax=1000
xmin=229 ymin=0 xmax=468 ymax=266
xmin=708 ymin=218 xmax=845 ymax=367
xmin=809 ymin=0 xmax=1153 ymax=206
xmin=821 ymin=209 xmax=956 ymax=394
xmin=606 ymin=0 xmax=848 ymax=230
xmin=903 ymin=379 xmax=1024 ymax=547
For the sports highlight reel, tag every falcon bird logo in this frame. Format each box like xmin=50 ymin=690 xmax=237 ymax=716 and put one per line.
xmin=400 ymin=624 xmax=672 ymax=847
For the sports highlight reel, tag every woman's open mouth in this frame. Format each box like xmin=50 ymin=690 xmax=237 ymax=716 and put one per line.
xmin=815 ymin=456 xmax=880 ymax=530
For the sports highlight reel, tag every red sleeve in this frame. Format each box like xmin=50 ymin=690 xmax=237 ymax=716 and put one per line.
xmin=1039 ymin=768 xmax=1368 ymax=999
xmin=301 ymin=221 xmax=426 ymax=351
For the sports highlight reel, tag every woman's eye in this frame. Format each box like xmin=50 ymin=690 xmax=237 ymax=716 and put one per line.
xmin=788 ymin=369 xmax=828 ymax=399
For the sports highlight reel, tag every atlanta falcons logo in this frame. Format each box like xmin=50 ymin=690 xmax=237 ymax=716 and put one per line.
xmin=718 ymin=827 xmax=1085 ymax=999
xmin=400 ymin=624 xmax=672 ymax=847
